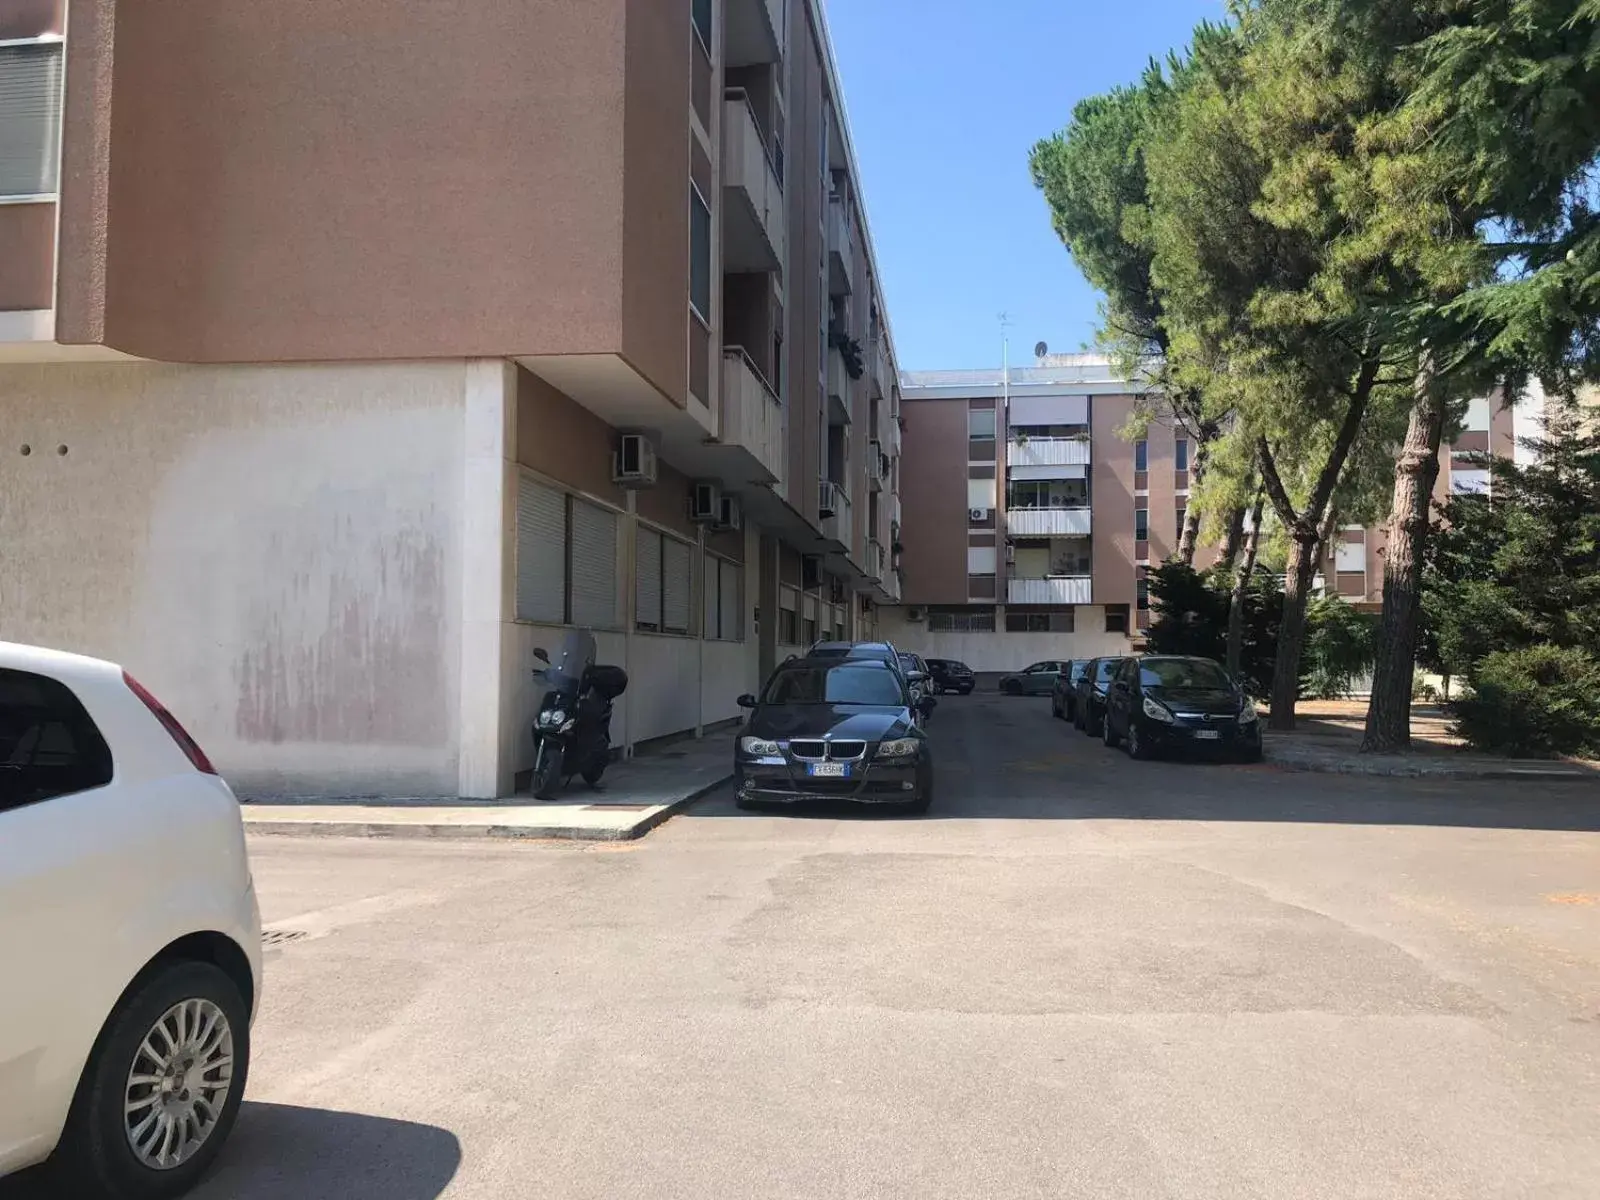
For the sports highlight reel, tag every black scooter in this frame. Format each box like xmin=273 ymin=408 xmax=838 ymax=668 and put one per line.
xmin=531 ymin=629 xmax=629 ymax=800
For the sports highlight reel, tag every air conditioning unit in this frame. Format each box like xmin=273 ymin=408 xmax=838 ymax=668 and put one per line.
xmin=801 ymin=554 xmax=824 ymax=591
xmin=613 ymin=434 xmax=658 ymax=487
xmin=906 ymin=606 xmax=926 ymax=622
xmin=968 ymin=507 xmax=991 ymax=522
xmin=689 ymin=481 xmax=722 ymax=523
xmin=818 ymin=480 xmax=839 ymax=518
xmin=715 ymin=493 xmax=743 ymax=532
xmin=1005 ymin=544 xmax=1016 ymax=564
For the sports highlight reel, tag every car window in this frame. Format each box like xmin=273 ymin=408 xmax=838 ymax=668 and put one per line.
xmin=0 ymin=668 xmax=115 ymax=813
xmin=762 ymin=664 xmax=906 ymax=707
xmin=1139 ymin=659 xmax=1232 ymax=689
xmin=1069 ymin=661 xmax=1088 ymax=680
xmin=1095 ymin=659 xmax=1122 ymax=682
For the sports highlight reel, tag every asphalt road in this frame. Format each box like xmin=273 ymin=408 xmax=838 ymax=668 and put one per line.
xmin=9 ymin=693 xmax=1600 ymax=1199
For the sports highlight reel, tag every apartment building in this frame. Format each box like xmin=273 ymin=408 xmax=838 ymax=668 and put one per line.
xmin=0 ymin=0 xmax=903 ymax=799
xmin=883 ymin=356 xmax=1194 ymax=670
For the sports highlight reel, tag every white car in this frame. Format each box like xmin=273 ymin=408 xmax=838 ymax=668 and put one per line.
xmin=0 ymin=641 xmax=261 ymax=1198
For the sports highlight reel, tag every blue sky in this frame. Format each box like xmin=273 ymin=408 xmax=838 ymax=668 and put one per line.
xmin=826 ymin=0 xmax=1225 ymax=371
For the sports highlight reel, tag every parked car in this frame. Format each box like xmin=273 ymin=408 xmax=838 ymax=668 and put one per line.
xmin=1050 ymin=660 xmax=1091 ymax=721
xmin=1101 ymin=654 xmax=1263 ymax=762
xmin=1073 ymin=656 xmax=1129 ymax=736
xmin=998 ymin=661 xmax=1064 ymax=696
xmin=0 ymin=641 xmax=261 ymax=1199
xmin=925 ymin=658 xmax=975 ymax=696
xmin=734 ymin=657 xmax=935 ymax=812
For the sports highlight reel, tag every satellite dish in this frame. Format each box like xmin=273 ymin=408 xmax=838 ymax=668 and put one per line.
xmin=1034 ymin=341 xmax=1049 ymax=359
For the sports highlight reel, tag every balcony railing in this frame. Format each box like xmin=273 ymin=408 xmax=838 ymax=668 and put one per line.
xmin=1008 ymin=576 xmax=1092 ymax=605
xmin=819 ymin=479 xmax=852 ymax=547
xmin=826 ymin=348 xmax=852 ymax=424
xmin=1006 ymin=506 xmax=1093 ymax=537
xmin=870 ymin=338 xmax=889 ymax=398
xmin=1007 ymin=436 xmax=1091 ymax=469
xmin=866 ymin=537 xmax=886 ymax=580
xmin=891 ymin=494 xmax=902 ymax=536
xmin=867 ymin=440 xmax=886 ymax=491
xmin=719 ymin=347 xmax=785 ymax=485
xmin=722 ymin=91 xmax=784 ymax=274
xmin=828 ymin=196 xmax=855 ymax=295
xmin=883 ymin=412 xmax=901 ymax=459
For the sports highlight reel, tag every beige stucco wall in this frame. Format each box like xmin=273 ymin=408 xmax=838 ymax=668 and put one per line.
xmin=879 ymin=610 xmax=1132 ymax=673
xmin=0 ymin=360 xmax=469 ymax=796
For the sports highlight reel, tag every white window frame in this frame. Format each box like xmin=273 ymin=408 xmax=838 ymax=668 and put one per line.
xmin=0 ymin=36 xmax=66 ymax=203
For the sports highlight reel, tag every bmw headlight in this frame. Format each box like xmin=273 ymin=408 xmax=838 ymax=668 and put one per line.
xmin=876 ymin=737 xmax=919 ymax=758
xmin=1142 ymin=696 xmax=1176 ymax=724
xmin=1239 ymin=698 xmax=1259 ymax=723
xmin=740 ymin=736 xmax=781 ymax=756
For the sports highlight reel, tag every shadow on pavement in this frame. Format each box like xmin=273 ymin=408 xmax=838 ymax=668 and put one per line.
xmin=0 ymin=1103 xmax=460 ymax=1200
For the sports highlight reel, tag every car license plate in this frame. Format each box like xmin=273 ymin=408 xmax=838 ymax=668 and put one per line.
xmin=808 ymin=762 xmax=849 ymax=778
xmin=1193 ymin=729 xmax=1221 ymax=741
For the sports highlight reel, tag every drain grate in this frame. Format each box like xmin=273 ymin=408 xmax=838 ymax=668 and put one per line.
xmin=262 ymin=929 xmax=309 ymax=947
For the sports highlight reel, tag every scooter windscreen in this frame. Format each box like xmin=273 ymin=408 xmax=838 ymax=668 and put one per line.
xmin=539 ymin=629 xmax=598 ymax=687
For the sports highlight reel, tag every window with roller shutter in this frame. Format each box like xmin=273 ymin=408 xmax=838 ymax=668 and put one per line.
xmin=516 ymin=476 xmax=567 ymax=624
xmin=569 ymin=499 xmax=618 ymax=628
xmin=636 ymin=528 xmax=663 ymax=632
xmin=0 ymin=42 xmax=63 ymax=199
xmin=662 ymin=536 xmax=692 ymax=634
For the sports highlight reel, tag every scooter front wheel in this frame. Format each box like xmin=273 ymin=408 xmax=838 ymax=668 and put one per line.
xmin=533 ymin=742 xmax=565 ymax=800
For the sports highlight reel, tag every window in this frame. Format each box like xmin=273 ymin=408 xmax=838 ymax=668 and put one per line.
xmin=1135 ymin=439 xmax=1148 ymax=472
xmin=691 ymin=0 xmax=712 ymax=51
xmin=1134 ymin=508 xmax=1149 ymax=542
xmin=517 ymin=476 xmax=622 ymax=627
xmin=703 ymin=554 xmax=744 ymax=641
xmin=1105 ymin=604 xmax=1130 ymax=634
xmin=689 ymin=185 xmax=711 ymax=321
xmin=1136 ymin=577 xmax=1149 ymax=612
xmin=761 ymin=663 xmax=906 ymax=707
xmin=968 ymin=408 xmax=997 ymax=439
xmin=0 ymin=668 xmax=114 ymax=812
xmin=779 ymin=607 xmax=798 ymax=644
xmin=1005 ymin=612 xmax=1075 ymax=633
xmin=1175 ymin=439 xmax=1190 ymax=471
xmin=636 ymin=527 xmax=693 ymax=634
xmin=1008 ymin=480 xmax=1087 ymax=509
xmin=1175 ymin=505 xmax=1187 ymax=540
xmin=803 ymin=618 xmax=818 ymax=644
xmin=0 ymin=42 xmax=64 ymax=199
xmin=928 ymin=607 xmax=995 ymax=632
xmin=1139 ymin=658 xmax=1232 ymax=689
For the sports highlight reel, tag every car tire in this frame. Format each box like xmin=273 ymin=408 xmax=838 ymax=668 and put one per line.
xmin=1001 ymin=679 xmax=1022 ymax=696
xmin=1102 ymin=713 xmax=1121 ymax=749
xmin=1238 ymin=744 xmax=1264 ymax=764
xmin=55 ymin=960 xmax=250 ymax=1200
xmin=1126 ymin=723 xmax=1152 ymax=761
xmin=1050 ymin=697 xmax=1062 ymax=720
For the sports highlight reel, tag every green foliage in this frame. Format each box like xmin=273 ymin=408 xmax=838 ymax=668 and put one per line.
xmin=1451 ymin=645 xmax=1600 ymax=758
xmin=1145 ymin=561 xmax=1282 ymax=698
xmin=828 ymin=328 xmax=865 ymax=380
xmin=1302 ymin=593 xmax=1380 ymax=699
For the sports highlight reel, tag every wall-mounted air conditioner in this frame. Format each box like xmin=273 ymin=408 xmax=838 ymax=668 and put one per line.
xmin=690 ymin=481 xmax=722 ymax=523
xmin=906 ymin=606 xmax=925 ymax=622
xmin=613 ymin=434 xmax=658 ymax=487
xmin=818 ymin=480 xmax=839 ymax=518
xmin=968 ymin=507 xmax=991 ymax=522
xmin=715 ymin=494 xmax=743 ymax=533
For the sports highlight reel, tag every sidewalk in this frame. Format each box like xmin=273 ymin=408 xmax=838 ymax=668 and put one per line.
xmin=1264 ymin=701 xmax=1599 ymax=781
xmin=241 ymin=727 xmax=737 ymax=842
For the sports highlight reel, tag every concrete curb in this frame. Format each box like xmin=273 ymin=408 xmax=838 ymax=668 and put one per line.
xmin=241 ymin=772 xmax=735 ymax=844
xmin=1265 ymin=747 xmax=1595 ymax=782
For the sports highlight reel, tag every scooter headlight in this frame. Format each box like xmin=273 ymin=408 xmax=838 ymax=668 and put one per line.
xmin=538 ymin=709 xmax=567 ymax=729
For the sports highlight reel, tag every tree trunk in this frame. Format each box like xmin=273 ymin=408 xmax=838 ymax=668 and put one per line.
xmin=1268 ymin=530 xmax=1322 ymax=730
xmin=1226 ymin=486 xmax=1265 ymax=678
xmin=1362 ymin=382 xmax=1447 ymax=752
xmin=1176 ymin=438 xmax=1210 ymax=566
xmin=1216 ymin=504 xmax=1248 ymax=572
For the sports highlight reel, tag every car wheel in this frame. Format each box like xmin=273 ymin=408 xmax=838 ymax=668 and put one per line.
xmin=1126 ymin=722 xmax=1153 ymax=761
xmin=1001 ymin=679 xmax=1022 ymax=696
xmin=1102 ymin=712 xmax=1121 ymax=749
xmin=1238 ymin=744 xmax=1264 ymax=764
xmin=56 ymin=960 xmax=250 ymax=1200
xmin=1050 ymin=697 xmax=1062 ymax=719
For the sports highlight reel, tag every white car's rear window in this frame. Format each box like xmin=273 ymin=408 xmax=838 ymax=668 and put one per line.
xmin=0 ymin=668 xmax=114 ymax=811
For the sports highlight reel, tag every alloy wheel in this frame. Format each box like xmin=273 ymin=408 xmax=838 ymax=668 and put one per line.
xmin=123 ymin=998 xmax=235 ymax=1171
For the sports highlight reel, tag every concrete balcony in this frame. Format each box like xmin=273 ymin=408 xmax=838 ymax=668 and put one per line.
xmin=827 ymin=197 xmax=855 ymax=295
xmin=717 ymin=346 xmax=785 ymax=486
xmin=726 ymin=0 xmax=785 ymax=67
xmin=867 ymin=440 xmax=886 ymax=491
xmin=1007 ymin=507 xmax=1092 ymax=537
xmin=883 ymin=412 xmax=901 ymax=459
xmin=722 ymin=92 xmax=784 ymax=274
xmin=866 ymin=537 xmax=886 ymax=580
xmin=870 ymin=338 xmax=889 ymax=398
xmin=826 ymin=348 xmax=852 ymax=424
xmin=819 ymin=479 xmax=852 ymax=548
xmin=891 ymin=494 xmax=902 ymax=536
xmin=1007 ymin=436 xmax=1092 ymax=470
xmin=1008 ymin=576 xmax=1093 ymax=605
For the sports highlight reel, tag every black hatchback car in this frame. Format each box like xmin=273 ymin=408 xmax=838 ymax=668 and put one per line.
xmin=1101 ymin=655 xmax=1262 ymax=761
xmin=1073 ymin=657 xmax=1129 ymax=736
xmin=925 ymin=658 xmax=975 ymax=695
xmin=735 ymin=657 xmax=935 ymax=812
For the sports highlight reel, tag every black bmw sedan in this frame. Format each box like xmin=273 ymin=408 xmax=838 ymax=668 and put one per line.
xmin=734 ymin=657 xmax=934 ymax=813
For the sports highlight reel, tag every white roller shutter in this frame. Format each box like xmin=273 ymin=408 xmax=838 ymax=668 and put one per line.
xmin=662 ymin=536 xmax=692 ymax=634
xmin=570 ymin=500 xmax=618 ymax=628
xmin=720 ymin=562 xmax=741 ymax=640
xmin=636 ymin=528 xmax=663 ymax=630
xmin=703 ymin=553 xmax=720 ymax=638
xmin=0 ymin=43 xmax=63 ymax=198
xmin=516 ymin=476 xmax=566 ymax=624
